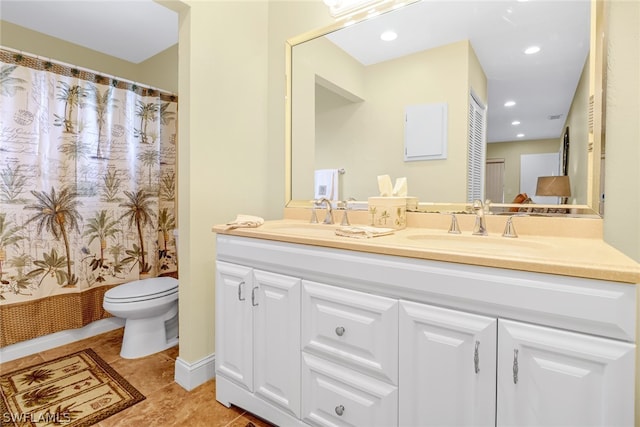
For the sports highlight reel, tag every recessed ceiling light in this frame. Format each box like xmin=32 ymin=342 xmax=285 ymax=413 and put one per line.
xmin=504 ymin=101 xmax=516 ymax=107
xmin=517 ymin=133 xmax=525 ymax=138
xmin=512 ymin=120 xmax=521 ymax=125
xmin=380 ymin=31 xmax=398 ymax=41
xmin=524 ymin=46 xmax=541 ymax=55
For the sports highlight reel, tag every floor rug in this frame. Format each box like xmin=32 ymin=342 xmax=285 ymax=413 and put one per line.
xmin=1 ymin=349 xmax=145 ymax=426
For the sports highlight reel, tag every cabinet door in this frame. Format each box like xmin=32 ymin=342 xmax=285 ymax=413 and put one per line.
xmin=253 ymin=269 xmax=301 ymax=418
xmin=497 ymin=319 xmax=635 ymax=426
xmin=399 ymin=301 xmax=497 ymax=427
xmin=215 ymin=261 xmax=254 ymax=391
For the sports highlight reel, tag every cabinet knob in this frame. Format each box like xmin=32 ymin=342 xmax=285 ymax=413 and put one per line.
xmin=335 ymin=326 xmax=346 ymax=336
xmin=335 ymin=404 xmax=345 ymax=416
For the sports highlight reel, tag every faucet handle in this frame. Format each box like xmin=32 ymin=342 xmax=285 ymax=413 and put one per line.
xmin=484 ymin=199 xmax=492 ymax=215
xmin=340 ymin=211 xmax=350 ymax=226
xmin=502 ymin=216 xmax=518 ymax=238
xmin=340 ymin=201 xmax=350 ymax=226
xmin=310 ymin=207 xmax=319 ymax=224
xmin=448 ymin=214 xmax=461 ymax=234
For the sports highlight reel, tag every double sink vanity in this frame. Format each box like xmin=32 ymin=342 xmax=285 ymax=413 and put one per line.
xmin=212 ymin=208 xmax=639 ymax=427
xmin=210 ymin=0 xmax=632 ymax=423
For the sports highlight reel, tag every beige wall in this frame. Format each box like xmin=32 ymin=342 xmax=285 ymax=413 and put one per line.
xmin=0 ymin=20 xmax=178 ymax=93
xmin=136 ymin=46 xmax=179 ymax=93
xmin=487 ymin=139 xmax=561 ymax=204
xmin=296 ymin=39 xmax=486 ymax=202
xmin=174 ymin=0 xmax=271 ymax=363
xmin=468 ymin=42 xmax=488 ymax=105
xmin=292 ymin=36 xmax=365 ymax=200
xmin=604 ymin=0 xmax=640 ymax=263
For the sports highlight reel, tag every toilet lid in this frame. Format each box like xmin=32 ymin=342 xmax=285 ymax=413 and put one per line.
xmin=105 ymin=277 xmax=178 ymax=301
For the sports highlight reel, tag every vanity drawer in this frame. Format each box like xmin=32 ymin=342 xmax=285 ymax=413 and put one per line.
xmin=301 ymin=352 xmax=398 ymax=427
xmin=302 ymin=280 xmax=398 ymax=384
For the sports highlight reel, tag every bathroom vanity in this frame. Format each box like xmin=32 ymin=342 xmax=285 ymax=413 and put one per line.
xmin=212 ymin=212 xmax=639 ymax=427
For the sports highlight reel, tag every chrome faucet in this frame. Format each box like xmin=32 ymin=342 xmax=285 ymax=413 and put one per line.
xmin=472 ymin=199 xmax=488 ymax=236
xmin=316 ymin=198 xmax=334 ymax=225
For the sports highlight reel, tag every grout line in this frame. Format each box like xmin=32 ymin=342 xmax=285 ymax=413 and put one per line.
xmin=223 ymin=411 xmax=249 ymax=427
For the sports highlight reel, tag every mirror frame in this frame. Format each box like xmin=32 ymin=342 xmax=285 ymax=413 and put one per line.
xmin=285 ymin=0 xmax=606 ymax=216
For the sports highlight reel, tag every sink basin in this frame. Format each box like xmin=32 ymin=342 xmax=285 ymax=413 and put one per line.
xmin=403 ymin=232 xmax=549 ymax=252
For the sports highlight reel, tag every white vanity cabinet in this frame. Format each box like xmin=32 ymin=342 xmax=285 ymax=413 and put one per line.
xmin=214 ymin=235 xmax=637 ymax=427
xmin=215 ymin=261 xmax=302 ymax=419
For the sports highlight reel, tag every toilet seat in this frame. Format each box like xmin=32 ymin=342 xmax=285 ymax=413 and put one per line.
xmin=103 ymin=276 xmax=179 ymax=359
xmin=104 ymin=277 xmax=178 ymax=303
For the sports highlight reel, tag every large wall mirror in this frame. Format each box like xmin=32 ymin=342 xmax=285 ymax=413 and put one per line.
xmin=286 ymin=0 xmax=606 ymax=215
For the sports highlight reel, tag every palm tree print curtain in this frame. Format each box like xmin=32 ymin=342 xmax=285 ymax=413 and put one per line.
xmin=0 ymin=49 xmax=178 ymax=347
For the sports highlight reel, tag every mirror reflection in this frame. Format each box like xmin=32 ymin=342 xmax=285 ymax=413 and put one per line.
xmin=290 ymin=0 xmax=601 ymax=213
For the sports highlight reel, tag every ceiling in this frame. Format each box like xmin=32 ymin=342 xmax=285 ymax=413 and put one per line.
xmin=1 ymin=0 xmax=590 ymax=143
xmin=326 ymin=0 xmax=591 ymax=143
xmin=0 ymin=0 xmax=178 ymax=64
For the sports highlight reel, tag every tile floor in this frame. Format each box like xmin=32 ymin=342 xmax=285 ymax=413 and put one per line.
xmin=0 ymin=328 xmax=274 ymax=427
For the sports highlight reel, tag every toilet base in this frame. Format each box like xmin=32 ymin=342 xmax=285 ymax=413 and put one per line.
xmin=120 ymin=305 xmax=179 ymax=359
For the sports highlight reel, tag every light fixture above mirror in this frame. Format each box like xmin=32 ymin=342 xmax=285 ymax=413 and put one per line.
xmin=322 ymin=0 xmax=403 ymax=19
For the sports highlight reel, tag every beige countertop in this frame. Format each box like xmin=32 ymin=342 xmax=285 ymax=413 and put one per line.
xmin=213 ymin=211 xmax=640 ymax=284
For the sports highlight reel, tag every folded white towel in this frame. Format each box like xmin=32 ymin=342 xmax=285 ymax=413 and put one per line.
xmin=335 ymin=225 xmax=395 ymax=239
xmin=224 ymin=214 xmax=265 ymax=230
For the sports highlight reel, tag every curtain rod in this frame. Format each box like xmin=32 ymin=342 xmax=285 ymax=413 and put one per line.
xmin=1 ymin=46 xmax=176 ymax=96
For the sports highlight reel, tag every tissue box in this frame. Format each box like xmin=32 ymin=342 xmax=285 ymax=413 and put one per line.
xmin=368 ymin=197 xmax=407 ymax=229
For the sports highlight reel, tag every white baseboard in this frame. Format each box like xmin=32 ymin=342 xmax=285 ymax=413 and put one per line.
xmin=0 ymin=317 xmax=125 ymax=363
xmin=174 ymin=353 xmax=216 ymax=391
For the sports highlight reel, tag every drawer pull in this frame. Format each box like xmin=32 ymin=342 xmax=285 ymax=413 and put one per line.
xmin=335 ymin=326 xmax=346 ymax=336
xmin=474 ymin=340 xmax=480 ymax=374
xmin=251 ymin=286 xmax=259 ymax=306
xmin=335 ymin=405 xmax=345 ymax=416
xmin=237 ymin=281 xmax=245 ymax=301
xmin=513 ymin=349 xmax=519 ymax=384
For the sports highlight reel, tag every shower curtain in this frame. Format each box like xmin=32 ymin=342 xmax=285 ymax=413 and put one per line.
xmin=0 ymin=49 xmax=178 ymax=347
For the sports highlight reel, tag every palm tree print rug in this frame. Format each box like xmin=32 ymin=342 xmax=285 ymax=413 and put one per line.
xmin=0 ymin=349 xmax=144 ymax=426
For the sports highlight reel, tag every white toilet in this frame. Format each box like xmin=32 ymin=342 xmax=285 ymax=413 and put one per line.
xmin=103 ymin=276 xmax=179 ymax=359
